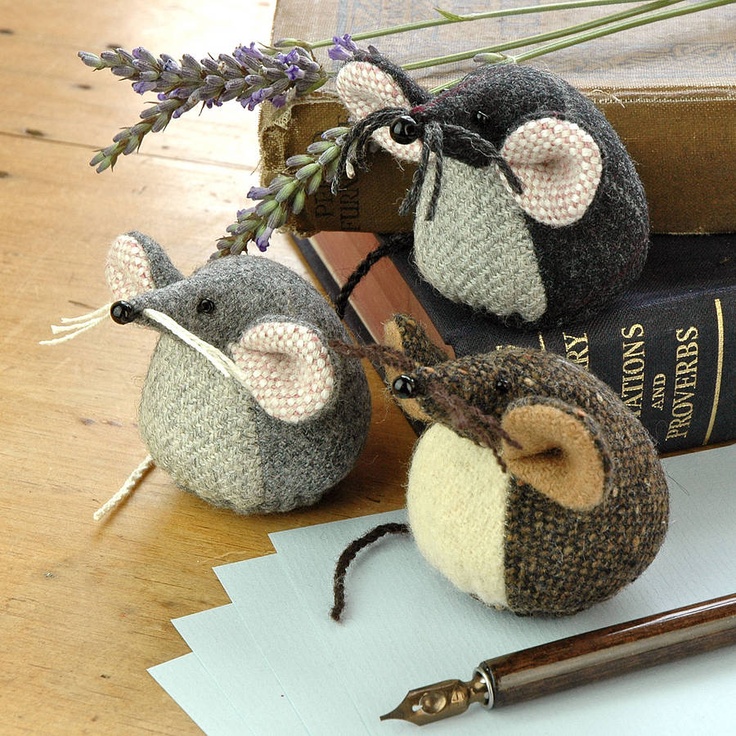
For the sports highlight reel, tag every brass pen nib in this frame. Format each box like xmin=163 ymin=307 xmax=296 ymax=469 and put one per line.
xmin=380 ymin=673 xmax=490 ymax=726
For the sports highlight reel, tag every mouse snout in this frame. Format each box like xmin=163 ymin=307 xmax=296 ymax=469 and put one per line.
xmin=110 ymin=300 xmax=137 ymax=325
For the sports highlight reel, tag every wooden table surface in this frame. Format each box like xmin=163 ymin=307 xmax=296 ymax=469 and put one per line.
xmin=0 ymin=2 xmax=414 ymax=732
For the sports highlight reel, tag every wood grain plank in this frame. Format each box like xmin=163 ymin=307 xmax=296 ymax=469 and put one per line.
xmin=0 ymin=3 xmax=414 ymax=733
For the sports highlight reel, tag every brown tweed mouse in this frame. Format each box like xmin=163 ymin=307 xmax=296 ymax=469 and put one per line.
xmin=332 ymin=314 xmax=668 ymax=618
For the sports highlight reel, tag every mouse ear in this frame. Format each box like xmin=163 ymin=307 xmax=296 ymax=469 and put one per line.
xmin=228 ymin=321 xmax=336 ymax=423
xmin=105 ymin=231 xmax=184 ymax=300
xmin=383 ymin=314 xmax=451 ymax=365
xmin=501 ymin=117 xmax=603 ymax=227
xmin=382 ymin=314 xmax=451 ymax=423
xmin=500 ymin=397 xmax=610 ymax=511
xmin=336 ymin=56 xmax=428 ymax=163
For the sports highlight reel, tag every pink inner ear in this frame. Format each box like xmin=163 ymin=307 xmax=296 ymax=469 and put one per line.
xmin=336 ymin=61 xmax=423 ymax=164
xmin=105 ymin=234 xmax=156 ymax=300
xmin=501 ymin=118 xmax=603 ymax=227
xmin=229 ymin=322 xmax=336 ymax=424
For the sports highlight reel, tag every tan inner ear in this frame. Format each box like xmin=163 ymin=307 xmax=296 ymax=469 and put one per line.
xmin=501 ymin=403 xmax=606 ymax=511
xmin=381 ymin=319 xmax=431 ymax=423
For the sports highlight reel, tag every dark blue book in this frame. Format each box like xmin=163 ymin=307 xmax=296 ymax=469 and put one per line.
xmin=293 ymin=230 xmax=736 ymax=453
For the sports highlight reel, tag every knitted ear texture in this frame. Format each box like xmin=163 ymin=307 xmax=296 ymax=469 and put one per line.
xmin=105 ymin=233 xmax=157 ymax=300
xmin=229 ymin=321 xmax=336 ymax=423
xmin=501 ymin=118 xmax=602 ymax=226
xmin=335 ymin=60 xmax=423 ymax=164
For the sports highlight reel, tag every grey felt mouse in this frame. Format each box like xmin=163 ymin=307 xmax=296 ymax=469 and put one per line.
xmin=332 ymin=315 xmax=668 ymax=618
xmin=47 ymin=231 xmax=372 ymax=515
xmin=333 ymin=49 xmax=649 ymax=329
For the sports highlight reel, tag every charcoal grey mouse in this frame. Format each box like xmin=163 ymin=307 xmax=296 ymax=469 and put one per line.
xmin=333 ymin=49 xmax=649 ymax=329
xmin=48 ymin=231 xmax=372 ymax=515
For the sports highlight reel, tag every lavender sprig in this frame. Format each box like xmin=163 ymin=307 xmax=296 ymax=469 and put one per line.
xmin=216 ymin=126 xmax=350 ymax=256
xmin=79 ymin=43 xmax=328 ymax=172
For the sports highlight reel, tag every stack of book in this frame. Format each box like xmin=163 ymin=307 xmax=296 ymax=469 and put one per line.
xmin=295 ymin=230 xmax=736 ymax=454
xmin=258 ymin=0 xmax=736 ymax=454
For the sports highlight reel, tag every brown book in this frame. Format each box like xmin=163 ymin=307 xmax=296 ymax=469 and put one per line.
xmin=261 ymin=0 xmax=736 ymax=236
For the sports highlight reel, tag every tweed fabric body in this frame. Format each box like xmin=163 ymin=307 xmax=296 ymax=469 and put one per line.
xmin=387 ymin=315 xmax=668 ymax=615
xmin=413 ymin=158 xmax=547 ymax=322
xmin=416 ymin=349 xmax=668 ymax=615
xmin=337 ymin=51 xmax=649 ymax=327
xmin=139 ymin=335 xmax=266 ymax=512
xmin=412 ymin=63 xmax=649 ymax=328
xmin=120 ymin=238 xmax=372 ymax=514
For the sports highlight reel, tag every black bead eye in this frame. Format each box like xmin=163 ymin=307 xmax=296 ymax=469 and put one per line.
xmin=475 ymin=110 xmax=489 ymax=125
xmin=392 ymin=374 xmax=417 ymax=399
xmin=389 ymin=115 xmax=421 ymax=145
xmin=495 ymin=376 xmax=511 ymax=393
xmin=196 ymin=298 xmax=216 ymax=315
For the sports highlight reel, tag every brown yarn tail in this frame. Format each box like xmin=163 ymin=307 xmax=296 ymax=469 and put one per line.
xmin=330 ymin=522 xmax=410 ymax=622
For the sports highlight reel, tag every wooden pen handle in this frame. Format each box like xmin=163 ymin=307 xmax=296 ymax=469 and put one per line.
xmin=479 ymin=592 xmax=736 ymax=708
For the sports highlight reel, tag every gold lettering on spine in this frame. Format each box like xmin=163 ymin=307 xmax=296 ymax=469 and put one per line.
xmin=562 ymin=332 xmax=589 ymax=368
xmin=704 ymin=299 xmax=724 ymax=445
xmin=651 ymin=373 xmax=666 ymax=411
xmin=620 ymin=324 xmax=646 ymax=416
xmin=665 ymin=326 xmax=699 ymax=440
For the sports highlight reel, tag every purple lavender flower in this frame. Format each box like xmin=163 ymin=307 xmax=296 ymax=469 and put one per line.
xmin=234 ymin=42 xmax=266 ymax=63
xmin=328 ymin=34 xmax=360 ymax=61
xmin=79 ymin=40 xmax=330 ymax=172
xmin=255 ymin=227 xmax=274 ymax=252
xmin=285 ymin=65 xmax=305 ymax=81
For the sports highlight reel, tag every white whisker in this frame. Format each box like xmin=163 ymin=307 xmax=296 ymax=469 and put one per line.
xmin=40 ymin=304 xmax=111 ymax=346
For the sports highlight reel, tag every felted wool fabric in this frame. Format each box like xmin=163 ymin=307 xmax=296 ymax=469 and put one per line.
xmin=413 ymin=157 xmax=547 ymax=323
xmin=107 ymin=232 xmax=372 ymax=514
xmin=387 ymin=316 xmax=669 ymax=615
xmin=335 ymin=51 xmax=650 ymax=328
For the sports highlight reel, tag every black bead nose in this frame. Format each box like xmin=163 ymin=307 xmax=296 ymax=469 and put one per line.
xmin=389 ymin=115 xmax=421 ymax=145
xmin=391 ymin=374 xmax=417 ymax=399
xmin=110 ymin=300 xmax=136 ymax=325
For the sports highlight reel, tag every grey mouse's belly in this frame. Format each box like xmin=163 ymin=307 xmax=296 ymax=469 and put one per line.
xmin=138 ymin=335 xmax=265 ymax=512
xmin=413 ymin=158 xmax=547 ymax=322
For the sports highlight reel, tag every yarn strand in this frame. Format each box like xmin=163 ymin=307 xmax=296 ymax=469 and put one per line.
xmin=331 ymin=521 xmax=410 ymax=621
xmin=40 ymin=304 xmax=111 ymax=345
xmin=93 ymin=454 xmax=155 ymax=521
xmin=332 ymin=234 xmax=412 ymax=320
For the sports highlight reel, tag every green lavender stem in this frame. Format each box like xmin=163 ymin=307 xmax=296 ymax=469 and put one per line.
xmin=404 ymin=0 xmax=686 ymax=71
xmin=510 ymin=0 xmax=735 ymax=63
xmin=298 ymin=0 xmax=651 ymax=49
xmin=216 ymin=126 xmax=349 ymax=256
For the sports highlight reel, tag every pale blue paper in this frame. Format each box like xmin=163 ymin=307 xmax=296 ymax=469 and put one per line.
xmin=148 ymin=653 xmax=251 ymax=736
xmin=153 ymin=443 xmax=736 ymax=735
xmin=215 ymin=553 xmax=372 ymax=734
xmin=171 ymin=595 xmax=308 ymax=735
xmin=263 ymin=444 xmax=736 ymax=735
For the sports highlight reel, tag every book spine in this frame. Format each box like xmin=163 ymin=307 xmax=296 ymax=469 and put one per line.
xmin=294 ymin=231 xmax=736 ymax=454
xmin=261 ymin=93 xmax=736 ymax=237
xmin=392 ymin=256 xmax=736 ymax=455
